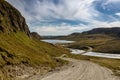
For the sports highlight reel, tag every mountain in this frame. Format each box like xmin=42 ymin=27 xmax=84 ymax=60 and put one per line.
xmin=43 ymin=27 xmax=120 ymax=40
xmin=51 ymin=27 xmax=120 ymax=40
xmin=0 ymin=0 xmax=69 ymax=79
xmin=82 ymin=27 xmax=120 ymax=37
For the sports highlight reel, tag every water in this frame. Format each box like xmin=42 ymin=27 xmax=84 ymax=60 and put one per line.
xmin=42 ymin=39 xmax=74 ymax=44
xmin=70 ymin=49 xmax=85 ymax=54
xmin=42 ymin=39 xmax=120 ymax=59
xmin=83 ymin=52 xmax=120 ymax=59
xmin=70 ymin=49 xmax=120 ymax=59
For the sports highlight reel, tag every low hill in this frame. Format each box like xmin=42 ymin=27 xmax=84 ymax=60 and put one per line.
xmin=30 ymin=32 xmax=41 ymax=40
xmin=82 ymin=27 xmax=120 ymax=37
xmin=51 ymin=33 xmax=113 ymax=41
xmin=50 ymin=27 xmax=120 ymax=40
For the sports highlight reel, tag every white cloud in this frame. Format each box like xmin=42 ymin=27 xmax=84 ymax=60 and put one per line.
xmin=32 ymin=20 xmax=120 ymax=36
xmin=33 ymin=24 xmax=89 ymax=36
xmin=6 ymin=0 xmax=120 ymax=35
xmin=7 ymin=0 xmax=98 ymax=22
xmin=106 ymin=0 xmax=120 ymax=3
xmin=103 ymin=0 xmax=120 ymax=6
xmin=115 ymin=13 xmax=120 ymax=16
xmin=90 ymin=20 xmax=120 ymax=28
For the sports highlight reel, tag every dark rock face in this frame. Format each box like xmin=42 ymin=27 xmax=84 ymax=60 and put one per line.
xmin=30 ymin=32 xmax=41 ymax=40
xmin=0 ymin=0 xmax=30 ymax=36
xmin=82 ymin=27 xmax=120 ymax=37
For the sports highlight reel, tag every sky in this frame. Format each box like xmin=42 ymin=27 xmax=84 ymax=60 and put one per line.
xmin=6 ymin=0 xmax=120 ymax=36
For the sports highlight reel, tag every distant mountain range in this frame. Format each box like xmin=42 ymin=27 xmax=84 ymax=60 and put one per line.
xmin=82 ymin=27 xmax=120 ymax=37
xmin=42 ymin=27 xmax=120 ymax=39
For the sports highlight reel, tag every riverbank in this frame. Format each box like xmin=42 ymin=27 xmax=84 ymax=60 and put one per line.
xmin=70 ymin=48 xmax=120 ymax=59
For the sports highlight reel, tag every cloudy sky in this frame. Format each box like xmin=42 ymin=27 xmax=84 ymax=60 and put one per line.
xmin=6 ymin=0 xmax=120 ymax=36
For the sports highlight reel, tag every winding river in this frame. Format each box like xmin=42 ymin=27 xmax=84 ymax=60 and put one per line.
xmin=42 ymin=39 xmax=120 ymax=59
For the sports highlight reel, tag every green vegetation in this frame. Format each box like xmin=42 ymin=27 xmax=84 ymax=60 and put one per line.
xmin=64 ymin=34 xmax=120 ymax=54
xmin=0 ymin=32 xmax=69 ymax=67
xmin=0 ymin=1 xmax=70 ymax=79
xmin=94 ymin=39 xmax=120 ymax=54
xmin=68 ymin=54 xmax=120 ymax=76
xmin=0 ymin=32 xmax=69 ymax=79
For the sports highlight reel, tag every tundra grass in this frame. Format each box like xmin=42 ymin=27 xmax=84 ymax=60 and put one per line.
xmin=0 ymin=32 xmax=69 ymax=79
xmin=66 ymin=34 xmax=120 ymax=54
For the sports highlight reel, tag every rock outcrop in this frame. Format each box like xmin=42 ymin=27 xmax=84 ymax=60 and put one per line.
xmin=30 ymin=32 xmax=41 ymax=40
xmin=0 ymin=0 xmax=30 ymax=36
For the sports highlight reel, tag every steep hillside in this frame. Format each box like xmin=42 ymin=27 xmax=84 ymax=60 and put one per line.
xmin=0 ymin=0 xmax=30 ymax=35
xmin=0 ymin=0 xmax=69 ymax=79
xmin=0 ymin=32 xmax=69 ymax=79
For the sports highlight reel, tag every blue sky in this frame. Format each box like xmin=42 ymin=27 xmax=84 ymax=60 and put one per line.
xmin=6 ymin=0 xmax=120 ymax=35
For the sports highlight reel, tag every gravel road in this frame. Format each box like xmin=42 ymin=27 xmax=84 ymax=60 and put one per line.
xmin=28 ymin=57 xmax=119 ymax=80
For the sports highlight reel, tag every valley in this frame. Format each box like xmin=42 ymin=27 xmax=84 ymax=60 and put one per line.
xmin=0 ymin=0 xmax=120 ymax=80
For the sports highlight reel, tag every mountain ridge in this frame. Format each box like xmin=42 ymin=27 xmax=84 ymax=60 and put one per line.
xmin=82 ymin=27 xmax=120 ymax=37
xmin=42 ymin=27 xmax=120 ymax=39
xmin=0 ymin=0 xmax=30 ymax=36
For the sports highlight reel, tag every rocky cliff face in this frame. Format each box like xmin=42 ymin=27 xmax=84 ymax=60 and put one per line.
xmin=0 ymin=0 xmax=30 ymax=36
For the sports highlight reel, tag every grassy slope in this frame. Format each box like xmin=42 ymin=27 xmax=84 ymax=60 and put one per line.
xmin=0 ymin=32 xmax=69 ymax=79
xmin=94 ymin=39 xmax=120 ymax=54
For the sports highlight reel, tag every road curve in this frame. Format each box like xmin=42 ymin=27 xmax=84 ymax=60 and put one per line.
xmin=40 ymin=58 xmax=119 ymax=80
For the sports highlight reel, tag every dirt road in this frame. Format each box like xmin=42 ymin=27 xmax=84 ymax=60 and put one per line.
xmin=28 ymin=57 xmax=119 ymax=80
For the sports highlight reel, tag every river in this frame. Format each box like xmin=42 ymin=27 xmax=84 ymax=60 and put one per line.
xmin=42 ymin=39 xmax=120 ymax=59
xmin=42 ymin=39 xmax=74 ymax=44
